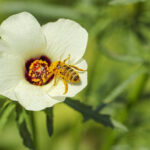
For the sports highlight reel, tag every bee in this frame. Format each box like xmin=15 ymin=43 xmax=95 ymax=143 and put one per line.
xmin=49 ymin=55 xmax=86 ymax=94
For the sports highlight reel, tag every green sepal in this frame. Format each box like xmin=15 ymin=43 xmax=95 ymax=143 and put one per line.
xmin=0 ymin=101 xmax=15 ymax=132
xmin=16 ymin=104 xmax=34 ymax=150
xmin=44 ymin=107 xmax=54 ymax=137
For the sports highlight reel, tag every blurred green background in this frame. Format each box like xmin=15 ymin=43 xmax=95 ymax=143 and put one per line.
xmin=1 ymin=0 xmax=150 ymax=150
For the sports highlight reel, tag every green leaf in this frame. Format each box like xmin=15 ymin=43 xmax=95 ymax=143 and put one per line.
xmin=0 ymin=102 xmax=15 ymax=132
xmin=64 ymin=98 xmax=114 ymax=128
xmin=0 ymin=95 xmax=9 ymax=108
xmin=96 ymin=67 xmax=147 ymax=112
xmin=111 ymin=119 xmax=128 ymax=132
xmin=0 ymin=1 xmax=81 ymax=20
xmin=109 ymin=0 xmax=146 ymax=5
xmin=45 ymin=107 xmax=54 ymax=137
xmin=16 ymin=105 xmax=34 ymax=149
xmin=99 ymin=45 xmax=145 ymax=64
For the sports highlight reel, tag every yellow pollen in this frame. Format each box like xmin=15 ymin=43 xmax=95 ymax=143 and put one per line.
xmin=28 ymin=59 xmax=52 ymax=86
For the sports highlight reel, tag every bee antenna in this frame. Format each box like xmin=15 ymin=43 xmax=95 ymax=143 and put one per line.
xmin=59 ymin=49 xmax=68 ymax=61
xmin=68 ymin=54 xmax=71 ymax=64
xmin=59 ymin=53 xmax=64 ymax=61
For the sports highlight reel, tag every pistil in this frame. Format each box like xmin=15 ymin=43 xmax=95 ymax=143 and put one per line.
xmin=25 ymin=56 xmax=53 ymax=85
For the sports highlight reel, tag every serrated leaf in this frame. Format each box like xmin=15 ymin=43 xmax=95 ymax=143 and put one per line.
xmin=64 ymin=98 xmax=113 ymax=128
xmin=109 ymin=0 xmax=146 ymax=5
xmin=16 ymin=105 xmax=34 ymax=149
xmin=0 ymin=102 xmax=15 ymax=132
xmin=45 ymin=107 xmax=53 ymax=137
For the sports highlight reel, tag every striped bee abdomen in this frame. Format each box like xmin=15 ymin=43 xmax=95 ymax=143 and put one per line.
xmin=49 ymin=56 xmax=86 ymax=94
xmin=59 ymin=65 xmax=80 ymax=83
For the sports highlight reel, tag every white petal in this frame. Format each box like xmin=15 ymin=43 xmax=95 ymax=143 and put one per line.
xmin=0 ymin=53 xmax=24 ymax=101
xmin=15 ymin=80 xmax=65 ymax=111
xmin=0 ymin=40 xmax=7 ymax=53
xmin=0 ymin=12 xmax=46 ymax=60
xmin=42 ymin=19 xmax=88 ymax=63
xmin=47 ymin=59 xmax=88 ymax=97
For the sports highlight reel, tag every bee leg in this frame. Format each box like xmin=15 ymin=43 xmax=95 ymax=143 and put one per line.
xmin=70 ymin=65 xmax=86 ymax=71
xmin=53 ymin=75 xmax=57 ymax=86
xmin=63 ymin=79 xmax=68 ymax=94
xmin=63 ymin=54 xmax=71 ymax=63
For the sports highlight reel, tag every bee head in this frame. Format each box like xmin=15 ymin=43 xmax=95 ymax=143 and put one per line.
xmin=56 ymin=61 xmax=61 ymax=69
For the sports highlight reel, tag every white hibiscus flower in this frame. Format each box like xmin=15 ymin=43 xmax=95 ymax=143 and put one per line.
xmin=0 ymin=12 xmax=88 ymax=111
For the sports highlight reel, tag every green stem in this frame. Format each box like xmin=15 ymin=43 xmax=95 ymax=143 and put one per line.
xmin=96 ymin=67 xmax=146 ymax=112
xmin=84 ymin=48 xmax=100 ymax=102
xmin=101 ymin=69 xmax=149 ymax=150
xmin=128 ymin=73 xmax=149 ymax=107
xmin=31 ymin=111 xmax=38 ymax=150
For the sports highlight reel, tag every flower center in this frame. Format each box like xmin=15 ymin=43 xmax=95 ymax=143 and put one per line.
xmin=25 ymin=56 xmax=53 ymax=86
